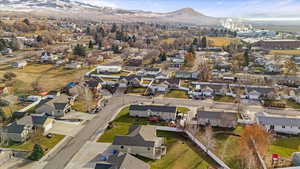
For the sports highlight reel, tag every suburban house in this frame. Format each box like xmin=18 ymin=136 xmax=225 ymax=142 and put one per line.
xmin=64 ymin=62 xmax=82 ymax=69
xmin=94 ymin=152 xmax=150 ymax=169
xmin=138 ymin=68 xmax=161 ymax=77
xmin=111 ymin=125 xmax=166 ymax=160
xmin=253 ymin=40 xmax=300 ymax=50
xmin=0 ymin=122 xmax=31 ymax=143
xmin=40 ymin=52 xmax=58 ymax=63
xmin=129 ymin=105 xmax=177 ymax=121
xmin=11 ymin=60 xmax=27 ymax=68
xmin=119 ymin=75 xmax=141 ymax=88
xmin=175 ymin=71 xmax=200 ymax=80
xmin=85 ymin=80 xmax=102 ymax=94
xmin=196 ymin=109 xmax=238 ymax=128
xmin=0 ymin=115 xmax=53 ymax=143
xmin=35 ymin=94 xmax=72 ymax=117
xmin=96 ymin=65 xmax=122 ymax=73
xmin=256 ymin=113 xmax=300 ymax=134
xmin=246 ymin=86 xmax=276 ymax=100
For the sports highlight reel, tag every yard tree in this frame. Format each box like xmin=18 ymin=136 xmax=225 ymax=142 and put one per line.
xmin=98 ymin=40 xmax=103 ymax=50
xmin=23 ymin=18 xmax=30 ymax=25
xmin=29 ymin=144 xmax=44 ymax=161
xmin=201 ymin=36 xmax=207 ymax=49
xmin=3 ymin=72 xmax=16 ymax=81
xmin=240 ymin=124 xmax=271 ymax=169
xmin=111 ymin=23 xmax=117 ymax=33
xmin=284 ymin=59 xmax=297 ymax=74
xmin=202 ymin=124 xmax=216 ymax=152
xmin=197 ymin=61 xmax=212 ymax=82
xmin=73 ymin=44 xmax=87 ymax=57
xmin=243 ymin=51 xmax=250 ymax=66
xmin=88 ymin=40 xmax=93 ymax=49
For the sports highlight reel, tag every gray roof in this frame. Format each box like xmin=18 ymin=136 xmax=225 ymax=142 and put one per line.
xmin=95 ymin=152 xmax=150 ymax=169
xmin=113 ymin=125 xmax=161 ymax=147
xmin=129 ymin=105 xmax=176 ymax=113
xmin=1 ymin=122 xmax=28 ymax=134
xmin=197 ymin=111 xmax=237 ymax=121
xmin=257 ymin=115 xmax=300 ymax=126
xmin=17 ymin=115 xmax=48 ymax=126
xmin=35 ymin=94 xmax=69 ymax=114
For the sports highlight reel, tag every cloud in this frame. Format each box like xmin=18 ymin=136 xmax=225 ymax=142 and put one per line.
xmin=76 ymin=0 xmax=117 ymax=8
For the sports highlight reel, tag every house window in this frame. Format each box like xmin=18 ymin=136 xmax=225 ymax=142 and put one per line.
xmin=148 ymin=147 xmax=151 ymax=151
xmin=282 ymin=126 xmax=285 ymax=128
xmin=120 ymin=146 xmax=124 ymax=149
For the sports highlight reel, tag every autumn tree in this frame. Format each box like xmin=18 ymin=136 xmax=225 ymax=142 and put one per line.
xmin=197 ymin=61 xmax=212 ymax=82
xmin=201 ymin=36 xmax=207 ymax=49
xmin=240 ymin=125 xmax=271 ymax=169
xmin=284 ymin=59 xmax=297 ymax=75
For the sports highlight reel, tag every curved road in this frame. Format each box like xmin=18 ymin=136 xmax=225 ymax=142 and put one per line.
xmin=43 ymin=94 xmax=300 ymax=169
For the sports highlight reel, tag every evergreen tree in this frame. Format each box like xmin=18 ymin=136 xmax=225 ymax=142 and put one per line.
xmin=88 ymin=40 xmax=93 ymax=49
xmin=111 ymin=23 xmax=117 ymax=33
xmin=86 ymin=27 xmax=91 ymax=35
xmin=29 ymin=144 xmax=44 ymax=161
xmin=73 ymin=44 xmax=87 ymax=57
xmin=36 ymin=35 xmax=43 ymax=42
xmin=201 ymin=36 xmax=207 ymax=49
xmin=23 ymin=18 xmax=30 ymax=25
xmin=98 ymin=40 xmax=103 ymax=50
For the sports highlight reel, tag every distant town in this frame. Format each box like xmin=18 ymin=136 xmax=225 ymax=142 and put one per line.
xmin=0 ymin=2 xmax=300 ymax=169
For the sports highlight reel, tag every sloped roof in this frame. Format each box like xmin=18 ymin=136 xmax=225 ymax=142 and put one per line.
xmin=129 ymin=105 xmax=176 ymax=113
xmin=95 ymin=152 xmax=150 ymax=169
xmin=1 ymin=122 xmax=27 ymax=134
xmin=257 ymin=115 xmax=300 ymax=126
xmin=113 ymin=125 xmax=161 ymax=147
xmin=197 ymin=111 xmax=237 ymax=122
xmin=17 ymin=115 xmax=49 ymax=126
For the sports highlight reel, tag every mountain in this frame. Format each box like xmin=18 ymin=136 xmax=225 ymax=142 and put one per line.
xmin=0 ymin=1 xmax=222 ymax=26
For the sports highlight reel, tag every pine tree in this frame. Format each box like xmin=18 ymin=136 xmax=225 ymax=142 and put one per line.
xmin=111 ymin=23 xmax=117 ymax=33
xmin=29 ymin=144 xmax=44 ymax=161
xmin=201 ymin=36 xmax=207 ymax=49
xmin=88 ymin=40 xmax=93 ymax=49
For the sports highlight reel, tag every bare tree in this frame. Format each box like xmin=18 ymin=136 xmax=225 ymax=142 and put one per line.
xmin=202 ymin=124 xmax=216 ymax=152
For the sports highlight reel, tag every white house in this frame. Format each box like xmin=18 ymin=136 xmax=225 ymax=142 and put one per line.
xmin=40 ymin=52 xmax=58 ymax=63
xmin=257 ymin=113 xmax=300 ymax=134
xmin=129 ymin=105 xmax=177 ymax=121
xmin=11 ymin=60 xmax=27 ymax=68
xmin=96 ymin=65 xmax=122 ymax=73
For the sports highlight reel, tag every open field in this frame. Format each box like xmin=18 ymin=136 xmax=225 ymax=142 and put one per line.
xmin=98 ymin=106 xmax=167 ymax=143
xmin=162 ymin=37 xmax=239 ymax=47
xmin=270 ymin=136 xmax=300 ymax=158
xmin=0 ymin=64 xmax=90 ymax=95
xmin=270 ymin=50 xmax=300 ymax=55
xmin=148 ymin=131 xmax=217 ymax=169
xmin=6 ymin=134 xmax=65 ymax=153
xmin=207 ymin=37 xmax=240 ymax=47
xmin=165 ymin=90 xmax=189 ymax=99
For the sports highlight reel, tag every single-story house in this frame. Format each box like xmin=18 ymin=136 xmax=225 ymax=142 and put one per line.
xmin=96 ymin=66 xmax=122 ymax=73
xmin=112 ymin=125 xmax=166 ymax=160
xmin=256 ymin=114 xmax=300 ymax=134
xmin=119 ymin=75 xmax=141 ymax=88
xmin=175 ymin=71 xmax=200 ymax=80
xmin=196 ymin=110 xmax=238 ymax=128
xmin=129 ymin=105 xmax=177 ymax=121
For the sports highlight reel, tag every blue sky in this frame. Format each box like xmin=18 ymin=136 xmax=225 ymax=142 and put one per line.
xmin=79 ymin=0 xmax=300 ymax=18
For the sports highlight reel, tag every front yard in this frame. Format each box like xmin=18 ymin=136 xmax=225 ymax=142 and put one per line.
xmin=213 ymin=96 xmax=236 ymax=103
xmin=285 ymin=99 xmax=300 ymax=109
xmin=6 ymin=134 xmax=65 ymax=153
xmin=90 ymin=70 xmax=130 ymax=77
xmin=127 ymin=87 xmax=147 ymax=94
xmin=165 ymin=90 xmax=189 ymax=99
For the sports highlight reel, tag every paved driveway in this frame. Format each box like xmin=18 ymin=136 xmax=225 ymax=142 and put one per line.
xmin=64 ymin=142 xmax=111 ymax=169
xmin=47 ymin=121 xmax=84 ymax=137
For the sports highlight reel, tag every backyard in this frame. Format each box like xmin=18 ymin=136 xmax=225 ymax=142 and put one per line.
xmin=148 ymin=131 xmax=217 ymax=169
xmin=213 ymin=96 xmax=236 ymax=103
xmin=165 ymin=90 xmax=189 ymax=99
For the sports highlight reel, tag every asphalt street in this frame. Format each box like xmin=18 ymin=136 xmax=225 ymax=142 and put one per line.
xmin=43 ymin=94 xmax=300 ymax=169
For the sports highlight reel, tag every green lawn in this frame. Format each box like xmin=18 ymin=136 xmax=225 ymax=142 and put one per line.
xmin=213 ymin=96 xmax=236 ymax=103
xmin=177 ymin=107 xmax=190 ymax=114
xmin=165 ymin=90 xmax=189 ymax=99
xmin=213 ymin=127 xmax=243 ymax=169
xmin=285 ymin=99 xmax=300 ymax=109
xmin=149 ymin=131 xmax=217 ymax=169
xmin=98 ymin=107 xmax=167 ymax=142
xmin=127 ymin=87 xmax=147 ymax=94
xmin=270 ymin=136 xmax=300 ymax=158
xmin=7 ymin=134 xmax=65 ymax=153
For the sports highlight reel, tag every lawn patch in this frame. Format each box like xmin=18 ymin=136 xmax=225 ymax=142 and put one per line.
xmin=177 ymin=107 xmax=190 ymax=114
xmin=165 ymin=90 xmax=188 ymax=99
xmin=148 ymin=131 xmax=217 ymax=169
xmin=270 ymin=136 xmax=300 ymax=158
xmin=7 ymin=134 xmax=65 ymax=153
xmin=214 ymin=96 xmax=236 ymax=103
xmin=127 ymin=87 xmax=147 ymax=94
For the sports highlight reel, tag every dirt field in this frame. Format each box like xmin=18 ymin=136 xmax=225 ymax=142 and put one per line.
xmin=0 ymin=64 xmax=91 ymax=95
